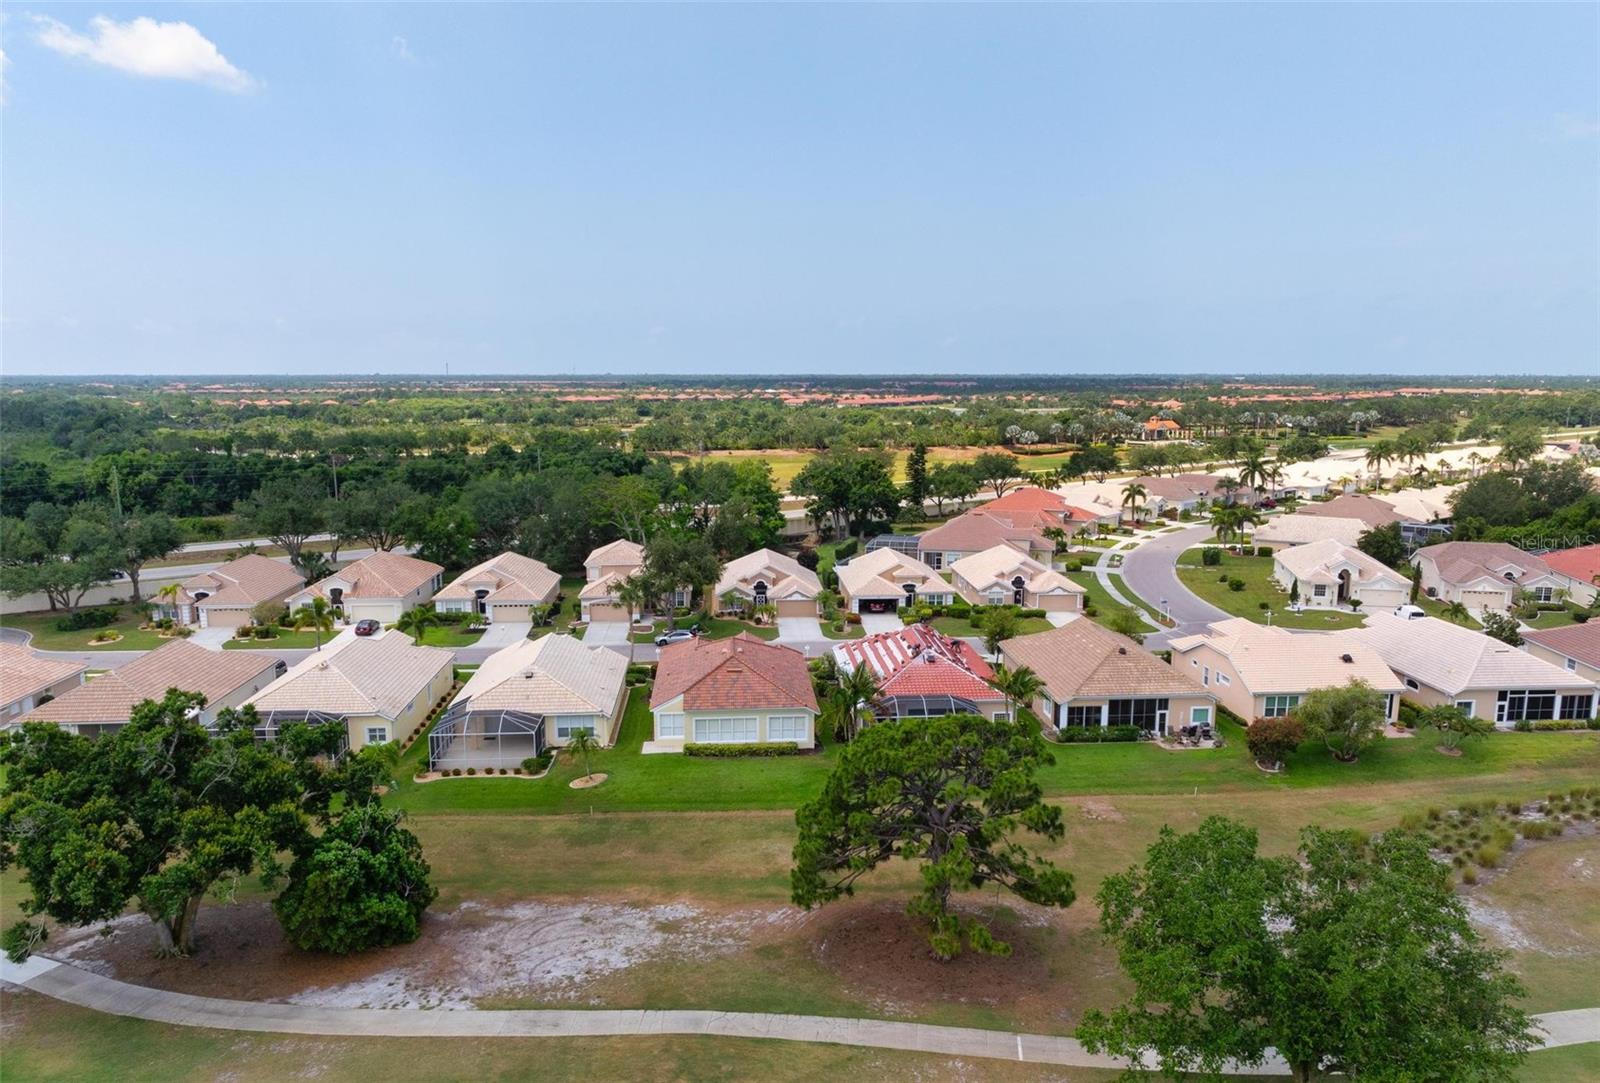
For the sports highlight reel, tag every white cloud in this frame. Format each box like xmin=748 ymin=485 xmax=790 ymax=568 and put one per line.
xmin=33 ymin=14 xmax=255 ymax=93
xmin=392 ymin=35 xmax=414 ymax=63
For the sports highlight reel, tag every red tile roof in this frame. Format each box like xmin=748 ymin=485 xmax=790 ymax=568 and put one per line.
xmin=1543 ymin=544 xmax=1600 ymax=587
xmin=650 ymin=633 xmax=818 ymax=712
xmin=1522 ymin=623 xmax=1600 ymax=670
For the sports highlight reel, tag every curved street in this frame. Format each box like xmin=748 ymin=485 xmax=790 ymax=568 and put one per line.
xmin=1117 ymin=523 xmax=1227 ymax=648
xmin=5 ymin=955 xmax=1596 ymax=1072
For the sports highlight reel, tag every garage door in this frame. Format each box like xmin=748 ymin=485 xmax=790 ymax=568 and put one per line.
xmin=776 ymin=598 xmax=817 ymax=618
xmin=1036 ymin=593 xmax=1080 ymax=612
xmin=345 ymin=601 xmax=397 ymax=624
xmin=1356 ymin=588 xmax=1406 ymax=611
xmin=201 ymin=607 xmax=250 ymax=628
xmin=1460 ymin=590 xmax=1509 ymax=611
xmin=588 ymin=604 xmax=630 ymax=623
xmin=489 ymin=602 xmax=534 ymax=623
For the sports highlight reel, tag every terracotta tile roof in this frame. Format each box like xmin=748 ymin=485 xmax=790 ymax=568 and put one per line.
xmin=248 ymin=630 xmax=452 ymax=719
xmin=584 ymin=539 xmax=645 ymax=568
xmin=715 ymin=549 xmax=821 ymax=602
xmin=918 ymin=510 xmax=1052 ymax=555
xmin=835 ymin=548 xmax=946 ymax=600
xmin=1522 ymin=623 xmax=1600 ymax=670
xmin=1295 ymin=494 xmax=1406 ymax=528
xmin=1414 ymin=542 xmax=1553 ymax=588
xmin=1169 ymin=618 xmax=1403 ymax=696
xmin=452 ymin=633 xmax=627 ymax=715
xmin=982 ymin=487 xmax=1070 ymax=515
xmin=0 ymin=645 xmax=85 ymax=709
xmin=1002 ymin=620 xmax=1210 ymax=701
xmin=1348 ymin=614 xmax=1592 ymax=696
xmin=651 ymin=633 xmax=818 ymax=712
xmin=1542 ymin=544 xmax=1600 ymax=587
xmin=24 ymin=641 xmax=277 ymax=726
xmin=435 ymin=552 xmax=561 ymax=604
xmin=299 ymin=552 xmax=442 ymax=601
xmin=180 ymin=554 xmax=304 ymax=609
xmin=834 ymin=624 xmax=998 ymax=703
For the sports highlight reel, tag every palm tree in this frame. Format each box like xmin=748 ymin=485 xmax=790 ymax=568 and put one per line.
xmin=825 ymin=664 xmax=881 ymax=743
xmin=292 ymin=596 xmax=336 ymax=651
xmin=1442 ymin=600 xmax=1471 ymax=624
xmin=1217 ymin=475 xmax=1243 ymax=506
xmin=155 ymin=582 xmax=181 ymax=621
xmin=566 ymin=730 xmax=601 ymax=782
xmin=395 ymin=605 xmax=439 ymax=640
xmin=1237 ymin=452 xmax=1270 ymax=499
xmin=615 ymin=574 xmax=649 ymax=624
xmin=1364 ymin=440 xmax=1396 ymax=489
xmin=1120 ymin=482 xmax=1148 ymax=524
xmin=990 ymin=663 xmax=1043 ymax=725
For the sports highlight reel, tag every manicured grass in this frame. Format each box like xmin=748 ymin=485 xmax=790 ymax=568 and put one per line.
xmin=929 ymin=615 xmax=1053 ymax=640
xmin=222 ymin=629 xmax=335 ymax=650
xmin=1522 ymin=607 xmax=1583 ymax=630
xmin=0 ymin=609 xmax=172 ymax=652
xmin=696 ymin=616 xmax=780 ymax=641
xmin=1064 ymin=571 xmax=1155 ymax=634
xmin=413 ymin=624 xmax=486 ymax=648
xmin=1175 ymin=549 xmax=1367 ymax=630
xmin=1415 ymin=594 xmax=1484 ymax=629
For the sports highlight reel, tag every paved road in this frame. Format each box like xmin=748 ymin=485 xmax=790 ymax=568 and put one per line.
xmin=1119 ymin=524 xmax=1228 ymax=649
xmin=4 ymin=956 xmax=1593 ymax=1070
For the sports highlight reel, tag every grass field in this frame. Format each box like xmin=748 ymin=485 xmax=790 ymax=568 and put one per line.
xmin=221 ymin=628 xmax=337 ymax=650
xmin=0 ymin=608 xmax=171 ymax=651
xmin=675 ymin=444 xmax=1099 ymax=488
xmin=1175 ymin=548 xmax=1368 ymax=630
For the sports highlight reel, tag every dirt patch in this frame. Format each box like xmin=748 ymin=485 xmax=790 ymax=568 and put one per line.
xmin=570 ymin=773 xmax=608 ymax=789
xmin=1076 ymin=798 xmax=1125 ymax=823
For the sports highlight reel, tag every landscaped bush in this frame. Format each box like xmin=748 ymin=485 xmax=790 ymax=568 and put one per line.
xmin=252 ymin=625 xmax=276 ymax=639
xmin=1054 ymin=725 xmax=1142 ymax=744
xmin=465 ymin=767 xmax=476 ymax=776
xmin=1530 ymin=719 xmax=1592 ymax=731
xmin=1255 ymin=546 xmax=1272 ymax=557
xmin=1397 ymin=700 xmax=1425 ymax=729
xmin=1201 ymin=548 xmax=1222 ymax=567
xmin=54 ymin=606 xmax=120 ymax=632
xmin=834 ymin=538 xmax=860 ymax=560
xmin=1246 ymin=716 xmax=1306 ymax=770
xmin=1238 ymin=546 xmax=1256 ymax=557
xmin=1018 ymin=607 xmax=1047 ymax=619
xmin=521 ymin=752 xmax=556 ymax=773
xmin=1227 ymin=577 xmax=1246 ymax=592
xmin=683 ymin=742 xmax=805 ymax=757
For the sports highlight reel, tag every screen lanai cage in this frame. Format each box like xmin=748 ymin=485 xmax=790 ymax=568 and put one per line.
xmin=428 ymin=701 xmax=548 ymax=772
xmin=876 ymin=694 xmax=988 ymax=719
xmin=230 ymin=710 xmax=350 ymax=757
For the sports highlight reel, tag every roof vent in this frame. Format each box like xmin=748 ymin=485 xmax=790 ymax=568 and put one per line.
xmin=1340 ymin=653 xmax=1354 ymax=664
xmin=1118 ymin=647 xmax=1127 ymax=655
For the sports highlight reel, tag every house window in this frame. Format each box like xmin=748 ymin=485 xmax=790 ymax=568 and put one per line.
xmin=1454 ymin=699 xmax=1475 ymax=716
xmin=1217 ymin=674 xmax=1231 ymax=687
xmin=1532 ymin=586 xmax=1554 ymax=603
xmin=1107 ymin=698 xmax=1169 ymax=733
xmin=364 ymin=726 xmax=390 ymax=746
xmin=1262 ymin=694 xmax=1301 ymax=718
xmin=694 ymin=715 xmax=759 ymax=743
xmin=1313 ymin=584 xmax=1327 ymax=598
xmin=1190 ymin=706 xmax=1212 ymax=726
xmin=1558 ymin=694 xmax=1594 ymax=722
xmin=1201 ymin=666 xmax=1210 ymax=686
xmin=656 ymin=712 xmax=684 ymax=738
xmin=986 ymin=592 xmax=1006 ymax=606
xmin=1404 ymin=678 xmax=1420 ymax=691
xmin=926 ymin=551 xmax=943 ymax=570
xmin=767 ymin=714 xmax=809 ymax=742
xmin=1565 ymin=658 xmax=1578 ymax=672
xmin=555 ymin=716 xmax=597 ymax=739
xmin=1495 ymin=689 xmax=1557 ymax=724
xmin=1062 ymin=705 xmax=1101 ymax=728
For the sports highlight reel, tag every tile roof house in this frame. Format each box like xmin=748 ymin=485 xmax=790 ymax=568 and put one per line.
xmin=982 ymin=486 xmax=1104 ymax=526
xmin=1539 ymin=544 xmax=1600 ymax=608
xmin=1294 ymin=493 xmax=1406 ymax=528
xmin=1272 ymin=539 xmax=1411 ymax=611
xmin=833 ymin=624 xmax=1003 ymax=718
xmin=248 ymin=630 xmax=455 ymax=752
xmin=579 ymin=539 xmax=690 ymax=622
xmin=1348 ymin=613 xmax=1595 ymax=727
xmin=1000 ymin=620 xmax=1215 ymax=737
xmin=432 ymin=633 xmax=628 ymax=769
xmin=834 ymin=548 xmax=954 ymax=615
xmin=915 ymin=509 xmax=1057 ymax=569
xmin=1522 ymin=623 xmax=1600 ymax=685
xmin=0 ymin=644 xmax=86 ymax=726
xmin=1131 ymin=474 xmax=1227 ymax=513
xmin=1412 ymin=542 xmax=1563 ymax=613
xmin=433 ymin=551 xmax=562 ymax=623
xmin=22 ymin=640 xmax=279 ymax=737
xmin=1251 ymin=513 xmax=1369 ymax=551
xmin=1168 ymin=618 xmax=1404 ymax=726
xmin=714 ymin=548 xmax=823 ymax=618
xmin=289 ymin=552 xmax=444 ymax=625
xmin=648 ymin=633 xmax=818 ymax=751
xmin=948 ymin=544 xmax=1085 ymax=617
xmin=174 ymin=554 xmax=305 ymax=629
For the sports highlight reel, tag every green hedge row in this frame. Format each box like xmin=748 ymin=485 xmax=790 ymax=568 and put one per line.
xmin=1055 ymin=724 xmax=1144 ymax=743
xmin=683 ymin=742 xmax=805 ymax=758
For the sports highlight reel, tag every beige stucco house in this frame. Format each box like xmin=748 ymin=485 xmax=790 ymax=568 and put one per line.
xmin=1348 ymin=613 xmax=1595 ymax=727
xmin=915 ymin=509 xmax=1057 ymax=570
xmin=0 ymin=644 xmax=87 ymax=726
xmin=173 ymin=554 xmax=304 ymax=628
xmin=835 ymin=548 xmax=952 ymax=615
xmin=1522 ymin=624 xmax=1600 ymax=685
xmin=289 ymin=551 xmax=444 ymax=624
xmin=1412 ymin=542 xmax=1564 ymax=613
xmin=1001 ymin=620 xmax=1216 ymax=737
xmin=948 ymin=544 xmax=1085 ymax=615
xmin=648 ymin=633 xmax=818 ymax=752
xmin=1168 ymin=618 xmax=1404 ymax=725
xmin=23 ymin=640 xmax=280 ymax=738
xmin=1272 ymin=538 xmax=1410 ymax=611
xmin=714 ymin=549 xmax=822 ymax=618
xmin=245 ymin=630 xmax=454 ymax=752
xmin=433 ymin=551 xmax=562 ymax=623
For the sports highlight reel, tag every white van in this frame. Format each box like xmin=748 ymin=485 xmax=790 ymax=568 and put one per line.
xmin=1393 ymin=604 xmax=1427 ymax=620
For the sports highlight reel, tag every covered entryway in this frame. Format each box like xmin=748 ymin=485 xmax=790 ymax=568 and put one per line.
xmin=1336 ymin=569 xmax=1352 ymax=605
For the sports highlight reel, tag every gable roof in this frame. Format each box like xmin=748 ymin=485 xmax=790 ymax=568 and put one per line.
xmin=949 ymin=544 xmax=1085 ymax=597
xmin=247 ymin=630 xmax=453 ymax=720
xmin=833 ymin=624 xmax=997 ymax=703
xmin=452 ymin=633 xmax=627 ymax=716
xmin=585 ymin=539 xmax=646 ymax=568
xmin=1542 ymin=544 xmax=1600 ymax=587
xmin=1002 ymin=620 xmax=1209 ymax=701
xmin=650 ymin=633 xmax=817 ymax=712
xmin=1273 ymin=538 xmax=1408 ymax=587
xmin=1347 ymin=613 xmax=1593 ymax=695
xmin=1522 ymin=623 xmax=1600 ymax=671
xmin=24 ymin=640 xmax=277 ymax=726
xmin=0 ymin=645 xmax=85 ymax=709
xmin=1414 ymin=542 xmax=1553 ymax=587
xmin=299 ymin=552 xmax=442 ymax=600
xmin=715 ymin=548 xmax=821 ymax=600
xmin=1294 ymin=494 xmax=1406 ymax=528
xmin=181 ymin=554 xmax=304 ymax=609
xmin=1168 ymin=618 xmax=1403 ymax=696
xmin=435 ymin=551 xmax=561 ymax=604
xmin=1253 ymin=514 xmax=1369 ymax=549
xmin=917 ymin=509 xmax=1053 ymax=555
xmin=1134 ymin=474 xmax=1225 ymax=503
xmin=835 ymin=548 xmax=946 ymax=599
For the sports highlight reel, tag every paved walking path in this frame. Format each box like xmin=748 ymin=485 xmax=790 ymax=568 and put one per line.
xmin=3 ymin=956 xmax=1594 ymax=1070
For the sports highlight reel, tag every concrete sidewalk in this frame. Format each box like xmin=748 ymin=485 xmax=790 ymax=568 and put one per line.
xmin=4 ymin=955 xmax=1594 ymax=1070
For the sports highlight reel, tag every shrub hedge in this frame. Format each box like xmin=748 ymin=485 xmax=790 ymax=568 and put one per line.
xmin=1054 ymin=724 xmax=1143 ymax=744
xmin=684 ymin=742 xmax=805 ymax=758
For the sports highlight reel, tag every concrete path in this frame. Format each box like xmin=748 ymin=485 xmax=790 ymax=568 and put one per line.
xmin=4 ymin=956 xmax=1593 ymax=1071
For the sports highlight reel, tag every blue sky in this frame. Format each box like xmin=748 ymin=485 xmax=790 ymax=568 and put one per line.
xmin=3 ymin=3 xmax=1596 ymax=377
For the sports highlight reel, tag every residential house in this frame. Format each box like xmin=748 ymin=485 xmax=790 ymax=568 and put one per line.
xmin=1299 ymin=491 xmax=1452 ymax=548
xmin=1252 ymin=513 xmax=1369 ymax=551
xmin=1167 ymin=618 xmax=1404 ymax=724
xmin=1000 ymin=620 xmax=1216 ymax=737
xmin=0 ymin=644 xmax=86 ymax=725
xmin=1412 ymin=542 xmax=1564 ymax=613
xmin=714 ymin=548 xmax=822 ymax=617
xmin=1539 ymin=544 xmax=1600 ymax=608
xmin=246 ymin=630 xmax=454 ymax=751
xmin=579 ymin=539 xmax=691 ymax=622
xmin=22 ymin=640 xmax=279 ymax=738
xmin=430 ymin=633 xmax=628 ymax=770
xmin=1136 ymin=417 xmax=1190 ymax=441
xmin=289 ymin=551 xmax=444 ymax=624
xmin=649 ymin=633 xmax=818 ymax=751
xmin=433 ymin=551 xmax=562 ymax=623
xmin=916 ymin=510 xmax=1057 ymax=569
xmin=1272 ymin=539 xmax=1411 ymax=611
xmin=1522 ymin=624 xmax=1600 ymax=685
xmin=833 ymin=623 xmax=1005 ymax=719
xmin=1295 ymin=493 xmax=1404 ymax=529
xmin=834 ymin=548 xmax=953 ymax=614
xmin=982 ymin=486 xmax=1107 ymax=531
xmin=1347 ymin=613 xmax=1595 ymax=727
xmin=948 ymin=544 xmax=1085 ymax=617
xmin=1130 ymin=474 xmax=1227 ymax=515
xmin=172 ymin=554 xmax=304 ymax=628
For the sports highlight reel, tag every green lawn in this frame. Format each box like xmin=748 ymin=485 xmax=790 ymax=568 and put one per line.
xmin=1415 ymin=594 xmax=1484 ymax=629
xmin=1521 ymin=607 xmax=1583 ymax=630
xmin=0 ymin=608 xmax=171 ymax=651
xmin=413 ymin=624 xmax=487 ymax=648
xmin=1175 ymin=549 xmax=1367 ymax=630
xmin=222 ymin=629 xmax=337 ymax=650
xmin=1064 ymin=571 xmax=1155 ymax=634
xmin=930 ymin=615 xmax=1053 ymax=640
xmin=697 ymin=616 xmax=780 ymax=641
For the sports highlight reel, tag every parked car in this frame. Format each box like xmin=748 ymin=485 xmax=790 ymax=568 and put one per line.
xmin=1393 ymin=604 xmax=1427 ymax=620
xmin=655 ymin=627 xmax=699 ymax=647
xmin=354 ymin=619 xmax=382 ymax=636
xmin=1255 ymin=497 xmax=1278 ymax=509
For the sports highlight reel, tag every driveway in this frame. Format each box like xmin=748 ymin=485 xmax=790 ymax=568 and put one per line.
xmin=859 ymin=612 xmax=902 ymax=635
xmin=776 ymin=616 xmax=826 ymax=643
xmin=581 ymin=622 xmax=632 ymax=646
xmin=189 ymin=627 xmax=236 ymax=650
xmin=1117 ymin=524 xmax=1229 ymax=648
xmin=476 ymin=622 xmax=533 ymax=650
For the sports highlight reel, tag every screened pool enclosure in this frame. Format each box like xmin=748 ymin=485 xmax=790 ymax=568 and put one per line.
xmin=428 ymin=702 xmax=548 ymax=771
